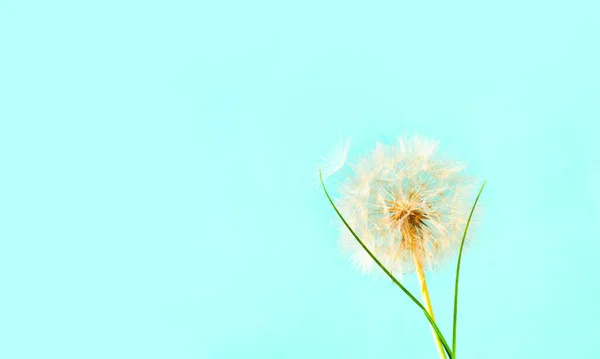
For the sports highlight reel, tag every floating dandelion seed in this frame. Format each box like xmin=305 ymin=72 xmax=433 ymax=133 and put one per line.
xmin=319 ymin=137 xmax=351 ymax=180
xmin=320 ymin=135 xmax=478 ymax=359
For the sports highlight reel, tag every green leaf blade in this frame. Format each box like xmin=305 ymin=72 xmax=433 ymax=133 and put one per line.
xmin=452 ymin=180 xmax=487 ymax=358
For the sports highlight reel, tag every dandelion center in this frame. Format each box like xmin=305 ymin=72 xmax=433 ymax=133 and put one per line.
xmin=387 ymin=194 xmax=429 ymax=247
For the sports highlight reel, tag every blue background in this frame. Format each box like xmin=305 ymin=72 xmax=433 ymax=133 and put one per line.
xmin=1 ymin=1 xmax=599 ymax=358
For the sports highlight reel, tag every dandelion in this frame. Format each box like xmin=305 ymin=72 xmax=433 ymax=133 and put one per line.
xmin=320 ymin=135 xmax=478 ymax=359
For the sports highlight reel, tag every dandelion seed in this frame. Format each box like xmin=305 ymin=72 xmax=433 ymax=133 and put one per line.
xmin=319 ymin=137 xmax=351 ymax=180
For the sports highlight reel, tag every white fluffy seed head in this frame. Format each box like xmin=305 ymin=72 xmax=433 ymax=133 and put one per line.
xmin=322 ymin=135 xmax=478 ymax=276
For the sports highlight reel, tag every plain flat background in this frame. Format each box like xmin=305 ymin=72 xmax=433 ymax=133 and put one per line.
xmin=1 ymin=0 xmax=599 ymax=358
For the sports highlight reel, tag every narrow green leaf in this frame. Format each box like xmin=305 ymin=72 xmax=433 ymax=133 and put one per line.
xmin=320 ymin=171 xmax=453 ymax=359
xmin=452 ymin=180 xmax=487 ymax=358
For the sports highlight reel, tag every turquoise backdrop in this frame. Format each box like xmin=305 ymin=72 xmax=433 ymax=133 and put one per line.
xmin=1 ymin=1 xmax=599 ymax=358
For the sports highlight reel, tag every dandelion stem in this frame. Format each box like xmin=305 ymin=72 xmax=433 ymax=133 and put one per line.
xmin=413 ymin=253 xmax=447 ymax=359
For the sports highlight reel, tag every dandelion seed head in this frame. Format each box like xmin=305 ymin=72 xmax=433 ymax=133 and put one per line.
xmin=335 ymin=135 xmax=477 ymax=275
